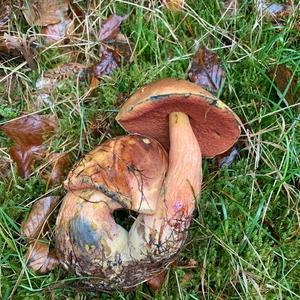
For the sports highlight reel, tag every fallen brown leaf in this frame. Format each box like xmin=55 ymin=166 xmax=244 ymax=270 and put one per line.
xmin=147 ymin=271 xmax=167 ymax=294
xmin=269 ymin=64 xmax=299 ymax=106
xmin=0 ymin=34 xmax=37 ymax=69
xmin=25 ymin=241 xmax=59 ymax=274
xmin=94 ymin=33 xmax=132 ymax=80
xmin=22 ymin=0 xmax=70 ymax=27
xmin=41 ymin=16 xmax=74 ymax=45
xmin=0 ymin=114 xmax=56 ymax=177
xmin=163 ymin=0 xmax=185 ymax=11
xmin=99 ymin=14 xmax=128 ymax=42
xmin=188 ymin=46 xmax=224 ymax=94
xmin=256 ymin=1 xmax=299 ymax=30
xmin=87 ymin=75 xmax=100 ymax=95
xmin=42 ymin=153 xmax=71 ymax=186
xmin=21 ymin=196 xmax=60 ymax=239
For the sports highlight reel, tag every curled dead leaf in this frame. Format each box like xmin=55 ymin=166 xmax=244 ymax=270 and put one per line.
xmin=21 ymin=196 xmax=60 ymax=239
xmin=0 ymin=114 xmax=56 ymax=177
xmin=42 ymin=153 xmax=71 ymax=186
xmin=188 ymin=46 xmax=224 ymax=94
xmin=10 ymin=145 xmax=45 ymax=178
xmin=99 ymin=14 xmax=128 ymax=42
xmin=25 ymin=241 xmax=59 ymax=274
xmin=22 ymin=0 xmax=70 ymax=26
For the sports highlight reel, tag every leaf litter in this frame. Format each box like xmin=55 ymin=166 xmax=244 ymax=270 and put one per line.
xmin=0 ymin=114 xmax=56 ymax=177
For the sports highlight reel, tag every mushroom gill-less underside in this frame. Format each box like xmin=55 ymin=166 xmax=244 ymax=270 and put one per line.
xmin=55 ymin=134 xmax=197 ymax=291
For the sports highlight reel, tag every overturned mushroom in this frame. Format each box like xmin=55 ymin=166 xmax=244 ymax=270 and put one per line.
xmin=55 ymin=134 xmax=168 ymax=291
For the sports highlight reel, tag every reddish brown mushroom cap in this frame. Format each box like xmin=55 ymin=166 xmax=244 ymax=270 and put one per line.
xmin=116 ymin=78 xmax=241 ymax=158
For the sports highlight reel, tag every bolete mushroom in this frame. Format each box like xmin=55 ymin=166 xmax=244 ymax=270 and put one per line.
xmin=117 ymin=78 xmax=241 ymax=279
xmin=55 ymin=134 xmax=168 ymax=291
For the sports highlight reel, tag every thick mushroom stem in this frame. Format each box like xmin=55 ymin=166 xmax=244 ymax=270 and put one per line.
xmin=129 ymin=112 xmax=202 ymax=258
xmin=165 ymin=112 xmax=202 ymax=217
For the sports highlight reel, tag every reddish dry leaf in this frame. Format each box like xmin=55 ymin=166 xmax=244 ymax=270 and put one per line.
xmin=188 ymin=46 xmax=224 ymax=94
xmin=0 ymin=34 xmax=37 ymax=69
xmin=25 ymin=241 xmax=59 ymax=274
xmin=10 ymin=145 xmax=45 ymax=178
xmin=21 ymin=196 xmax=60 ymax=239
xmin=269 ymin=64 xmax=299 ymax=106
xmin=163 ymin=0 xmax=185 ymax=11
xmin=41 ymin=16 xmax=74 ymax=45
xmin=22 ymin=0 xmax=70 ymax=26
xmin=42 ymin=153 xmax=71 ymax=185
xmin=94 ymin=34 xmax=132 ymax=80
xmin=0 ymin=114 xmax=56 ymax=177
xmin=1 ymin=115 xmax=56 ymax=146
xmin=147 ymin=271 xmax=167 ymax=294
xmin=99 ymin=14 xmax=128 ymax=42
xmin=94 ymin=46 xmax=119 ymax=79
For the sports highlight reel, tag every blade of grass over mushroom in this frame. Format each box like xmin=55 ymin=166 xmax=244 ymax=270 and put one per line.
xmin=188 ymin=46 xmax=224 ymax=95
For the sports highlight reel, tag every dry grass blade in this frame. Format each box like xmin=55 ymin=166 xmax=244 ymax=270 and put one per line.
xmin=21 ymin=196 xmax=60 ymax=239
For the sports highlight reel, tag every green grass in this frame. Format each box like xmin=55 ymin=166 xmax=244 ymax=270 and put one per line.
xmin=0 ymin=0 xmax=299 ymax=299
